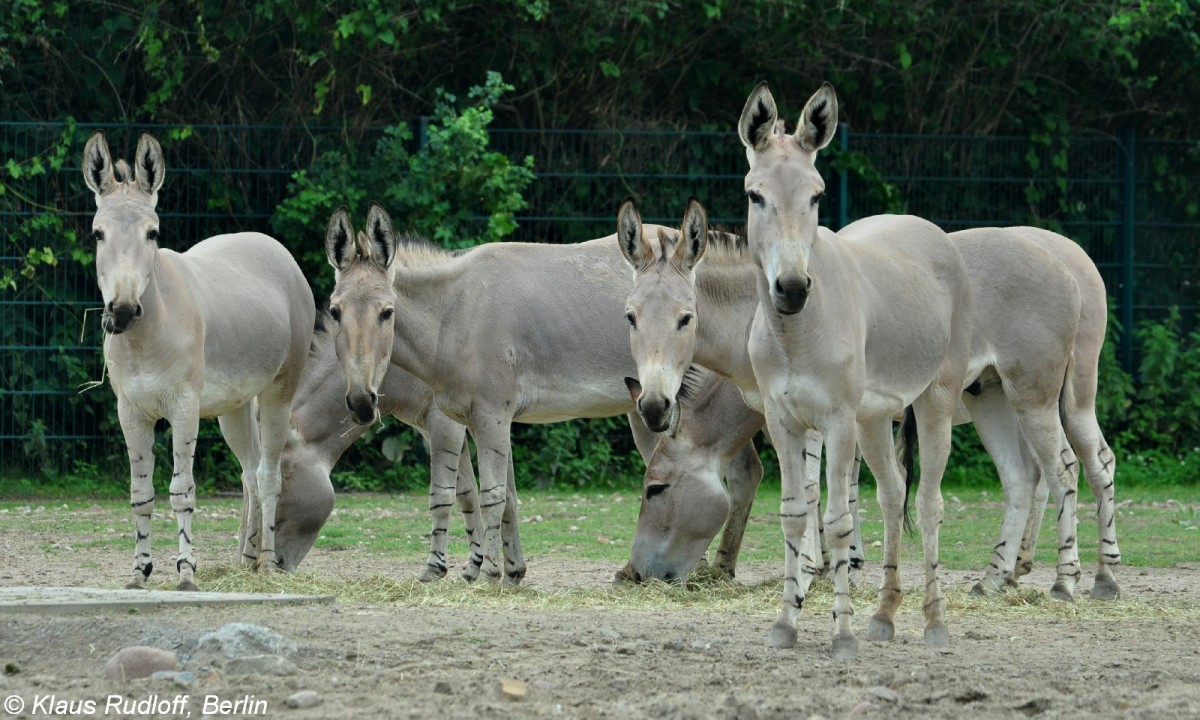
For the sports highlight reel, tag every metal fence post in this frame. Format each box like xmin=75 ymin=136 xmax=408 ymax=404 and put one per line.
xmin=1121 ymin=128 xmax=1136 ymax=374
xmin=837 ymin=122 xmax=850 ymax=231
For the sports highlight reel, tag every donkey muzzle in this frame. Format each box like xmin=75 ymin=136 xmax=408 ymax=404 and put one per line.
xmin=637 ymin=394 xmax=673 ymax=433
xmin=103 ymin=301 xmax=143 ymax=334
xmin=346 ymin=391 xmax=378 ymax=425
xmin=771 ymin=273 xmax=812 ymax=315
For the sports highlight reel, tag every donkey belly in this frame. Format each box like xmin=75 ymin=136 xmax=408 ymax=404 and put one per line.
xmin=198 ymin=363 xmax=282 ymax=418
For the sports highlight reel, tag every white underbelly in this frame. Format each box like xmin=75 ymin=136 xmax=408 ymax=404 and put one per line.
xmin=199 ymin=366 xmax=278 ymax=417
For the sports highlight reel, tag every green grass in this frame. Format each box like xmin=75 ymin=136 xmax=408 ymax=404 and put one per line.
xmin=2 ymin=484 xmax=1197 ymax=622
xmin=2 ymin=482 xmax=1196 ymax=570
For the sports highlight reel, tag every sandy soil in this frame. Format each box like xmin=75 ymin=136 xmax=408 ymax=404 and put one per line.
xmin=2 ymin=516 xmax=1199 ymax=719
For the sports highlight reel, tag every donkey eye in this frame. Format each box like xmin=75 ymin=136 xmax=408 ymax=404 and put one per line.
xmin=379 ymin=307 xmax=394 ymax=322
xmin=677 ymin=314 xmax=692 ymax=330
xmin=811 ymin=191 xmax=825 ymax=207
xmin=146 ymin=228 xmax=159 ymax=242
xmin=645 ymin=483 xmax=670 ymax=500
xmin=746 ymin=190 xmax=765 ymax=207
xmin=625 ymin=312 xmax=637 ymax=329
xmin=329 ymin=307 xmax=342 ymax=323
xmin=91 ymin=229 xmax=104 ymax=244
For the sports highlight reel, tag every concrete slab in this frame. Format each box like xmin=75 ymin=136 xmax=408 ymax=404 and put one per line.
xmin=0 ymin=586 xmax=335 ymax=614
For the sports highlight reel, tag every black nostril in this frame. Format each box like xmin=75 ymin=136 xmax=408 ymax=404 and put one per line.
xmin=368 ymin=391 xmax=377 ymax=405
xmin=774 ymin=278 xmax=785 ymax=296
xmin=633 ymin=570 xmax=643 ymax=583
xmin=134 ymin=304 xmax=143 ymax=318
xmin=345 ymin=396 xmax=354 ymax=413
xmin=805 ymin=276 xmax=813 ymax=291
xmin=105 ymin=301 xmax=113 ymax=313
xmin=664 ymin=572 xmax=676 ymax=583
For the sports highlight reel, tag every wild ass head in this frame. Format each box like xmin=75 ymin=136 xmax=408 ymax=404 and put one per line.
xmin=324 ymin=202 xmax=398 ymax=425
xmin=737 ymin=82 xmax=837 ymax=315
xmin=83 ymin=132 xmax=165 ymax=334
xmin=617 ymin=197 xmax=708 ymax=433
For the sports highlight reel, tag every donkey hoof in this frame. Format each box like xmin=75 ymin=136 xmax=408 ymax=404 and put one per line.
xmin=1015 ymin=560 xmax=1034 ymax=579
xmin=1050 ymin=582 xmax=1076 ymax=602
xmin=924 ymin=622 xmax=950 ymax=648
xmin=1089 ymin=578 xmax=1121 ymax=601
xmin=503 ymin=571 xmax=524 ymax=587
xmin=418 ymin=568 xmax=446 ymax=583
xmin=831 ymin=633 xmax=859 ymax=661
xmin=766 ymin=620 xmax=798 ymax=649
xmin=866 ymin=615 xmax=895 ymax=642
xmin=175 ymin=579 xmax=199 ymax=592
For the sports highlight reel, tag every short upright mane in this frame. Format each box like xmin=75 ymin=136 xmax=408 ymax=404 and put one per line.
xmin=393 ymin=232 xmax=474 ymax=267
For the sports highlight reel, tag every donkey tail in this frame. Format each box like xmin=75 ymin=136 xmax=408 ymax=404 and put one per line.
xmin=895 ymin=405 xmax=918 ymax=536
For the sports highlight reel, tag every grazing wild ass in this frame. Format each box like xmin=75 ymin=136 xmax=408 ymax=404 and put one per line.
xmin=617 ymin=198 xmax=1120 ymax=600
xmin=271 ymin=312 xmax=485 ymax=579
xmin=83 ymin=132 xmax=315 ymax=589
xmin=321 ymin=203 xmax=765 ymax=585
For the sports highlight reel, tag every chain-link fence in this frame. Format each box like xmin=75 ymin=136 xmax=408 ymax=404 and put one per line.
xmin=3 ymin=122 xmax=1197 ymax=476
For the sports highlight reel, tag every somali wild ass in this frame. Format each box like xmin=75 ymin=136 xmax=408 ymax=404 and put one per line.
xmin=83 ymin=132 xmax=315 ymax=589
xmin=321 ymin=204 xmax=764 ymax=585
xmin=270 ymin=312 xmax=486 ymax=579
xmin=617 ymin=201 xmax=1119 ymax=600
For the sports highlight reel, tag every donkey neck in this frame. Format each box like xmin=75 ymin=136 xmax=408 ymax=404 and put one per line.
xmin=387 ymin=258 xmax=470 ymax=389
xmin=693 ymin=258 xmax=759 ymax=391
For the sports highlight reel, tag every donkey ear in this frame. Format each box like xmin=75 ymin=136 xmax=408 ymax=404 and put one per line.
xmin=82 ymin=132 xmax=116 ymax=198
xmin=674 ymin=197 xmax=709 ymax=272
xmin=364 ymin=202 xmax=398 ymax=270
xmin=325 ymin=206 xmax=356 ymax=272
xmin=624 ymin=376 xmax=643 ymax=403
xmin=795 ymin=83 xmax=838 ymax=153
xmin=617 ymin=197 xmax=651 ymax=270
xmin=133 ymin=133 xmax=165 ymax=197
xmin=738 ymin=81 xmax=778 ymax=153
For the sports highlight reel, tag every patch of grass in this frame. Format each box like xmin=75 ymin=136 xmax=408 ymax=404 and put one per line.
xmin=167 ymin=562 xmax=1200 ymax=622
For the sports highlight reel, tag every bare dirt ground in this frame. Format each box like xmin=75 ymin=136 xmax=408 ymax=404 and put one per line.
xmin=2 ymin=518 xmax=1200 ymax=719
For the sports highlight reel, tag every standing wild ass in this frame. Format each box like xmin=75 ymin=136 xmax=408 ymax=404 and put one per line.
xmin=270 ymin=312 xmax=485 ymax=579
xmin=320 ymin=203 xmax=761 ymax=584
xmin=83 ymin=133 xmax=315 ymax=589
xmin=617 ymin=200 xmax=1120 ymax=600
xmin=739 ymin=83 xmax=973 ymax=660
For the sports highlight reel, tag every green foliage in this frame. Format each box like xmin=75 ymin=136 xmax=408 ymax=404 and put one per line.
xmin=1116 ymin=308 xmax=1200 ymax=456
xmin=272 ymin=72 xmax=534 ymax=297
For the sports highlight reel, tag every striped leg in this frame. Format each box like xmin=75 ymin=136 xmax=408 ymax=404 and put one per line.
xmin=118 ymin=400 xmax=156 ymax=589
xmin=450 ymin=438 xmax=485 ymax=582
xmin=802 ymin=432 xmax=831 ymax=575
xmin=501 ymin=455 xmax=526 ymax=585
xmin=848 ymin=449 xmax=865 ymax=574
xmin=822 ymin=418 xmax=861 ymax=660
xmin=252 ymin=393 xmax=292 ymax=573
xmin=765 ymin=408 xmax=818 ymax=649
xmin=1018 ymin=406 xmax=1081 ymax=601
xmin=964 ymin=388 xmax=1034 ymax=595
xmin=419 ymin=421 xmax=468 ymax=582
xmin=1064 ymin=417 xmax=1121 ymax=599
xmin=469 ymin=419 xmax=512 ymax=583
xmin=218 ymin=403 xmax=262 ymax=567
xmin=910 ymin=401 xmax=952 ymax=647
xmin=714 ymin=442 xmax=764 ymax=578
xmin=859 ymin=417 xmax=905 ymax=644
xmin=1016 ymin=463 xmax=1051 ymax=580
xmin=167 ymin=410 xmax=200 ymax=591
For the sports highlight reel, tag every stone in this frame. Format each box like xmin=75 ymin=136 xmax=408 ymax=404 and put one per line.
xmin=433 ymin=681 xmax=453 ymax=695
xmin=104 ymin=646 xmax=177 ymax=682
xmin=149 ymin=670 xmax=196 ymax=687
xmin=223 ymin=655 xmax=298 ymax=676
xmin=868 ymin=686 xmax=899 ymax=703
xmin=197 ymin=623 xmax=296 ymax=659
xmin=500 ymin=678 xmax=528 ymax=700
xmin=285 ymin=691 xmax=321 ymax=709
